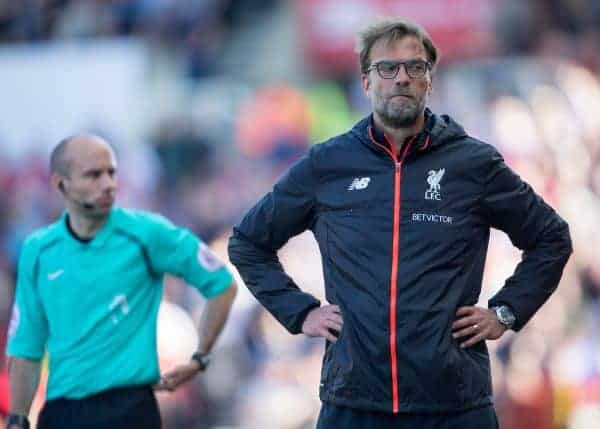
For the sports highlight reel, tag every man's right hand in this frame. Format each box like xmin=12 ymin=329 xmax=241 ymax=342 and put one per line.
xmin=301 ymin=305 xmax=343 ymax=342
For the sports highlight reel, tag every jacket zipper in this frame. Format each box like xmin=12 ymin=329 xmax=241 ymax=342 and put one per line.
xmin=368 ymin=127 xmax=416 ymax=413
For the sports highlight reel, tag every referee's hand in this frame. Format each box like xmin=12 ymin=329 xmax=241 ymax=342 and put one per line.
xmin=154 ymin=361 xmax=201 ymax=392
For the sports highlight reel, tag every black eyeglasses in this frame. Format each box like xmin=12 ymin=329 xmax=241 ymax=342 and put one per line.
xmin=367 ymin=59 xmax=431 ymax=79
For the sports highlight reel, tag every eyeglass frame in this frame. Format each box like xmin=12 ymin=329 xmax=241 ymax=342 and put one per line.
xmin=366 ymin=59 xmax=432 ymax=80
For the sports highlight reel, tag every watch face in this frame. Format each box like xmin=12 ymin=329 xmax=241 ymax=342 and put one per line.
xmin=497 ymin=306 xmax=515 ymax=326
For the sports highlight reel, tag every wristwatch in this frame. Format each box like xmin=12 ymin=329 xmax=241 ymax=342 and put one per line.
xmin=6 ymin=414 xmax=30 ymax=429
xmin=492 ymin=305 xmax=516 ymax=330
xmin=191 ymin=351 xmax=211 ymax=371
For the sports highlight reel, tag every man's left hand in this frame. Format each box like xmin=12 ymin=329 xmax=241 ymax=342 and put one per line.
xmin=153 ymin=361 xmax=201 ymax=392
xmin=452 ymin=306 xmax=506 ymax=348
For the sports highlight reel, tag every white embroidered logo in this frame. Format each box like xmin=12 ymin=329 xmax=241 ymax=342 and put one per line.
xmin=47 ymin=269 xmax=65 ymax=281
xmin=8 ymin=304 xmax=20 ymax=337
xmin=109 ymin=294 xmax=130 ymax=325
xmin=425 ymin=169 xmax=445 ymax=200
xmin=348 ymin=177 xmax=370 ymax=191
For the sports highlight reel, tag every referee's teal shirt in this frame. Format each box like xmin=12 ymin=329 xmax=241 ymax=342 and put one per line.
xmin=6 ymin=207 xmax=233 ymax=400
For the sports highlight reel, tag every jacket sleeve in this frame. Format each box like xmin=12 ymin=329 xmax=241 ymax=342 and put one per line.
xmin=228 ymin=149 xmax=321 ymax=334
xmin=482 ymin=148 xmax=572 ymax=331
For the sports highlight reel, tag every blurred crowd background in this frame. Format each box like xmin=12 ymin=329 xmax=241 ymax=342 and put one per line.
xmin=1 ymin=0 xmax=600 ymax=428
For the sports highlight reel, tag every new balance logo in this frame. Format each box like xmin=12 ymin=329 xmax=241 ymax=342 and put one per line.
xmin=348 ymin=177 xmax=370 ymax=191
xmin=47 ymin=269 xmax=64 ymax=281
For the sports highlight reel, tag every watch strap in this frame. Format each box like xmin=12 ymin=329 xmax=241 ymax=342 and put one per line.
xmin=6 ymin=414 xmax=30 ymax=429
xmin=191 ymin=351 xmax=211 ymax=371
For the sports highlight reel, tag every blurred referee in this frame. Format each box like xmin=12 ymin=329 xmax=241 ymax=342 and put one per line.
xmin=5 ymin=135 xmax=237 ymax=429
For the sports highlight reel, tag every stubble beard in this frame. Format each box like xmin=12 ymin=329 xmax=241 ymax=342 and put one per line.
xmin=377 ymin=97 xmax=424 ymax=129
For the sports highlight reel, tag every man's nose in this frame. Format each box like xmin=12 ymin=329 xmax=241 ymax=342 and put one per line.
xmin=101 ymin=173 xmax=116 ymax=190
xmin=393 ymin=64 xmax=411 ymax=85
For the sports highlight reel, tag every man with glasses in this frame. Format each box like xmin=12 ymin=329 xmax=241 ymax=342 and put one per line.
xmin=229 ymin=18 xmax=571 ymax=428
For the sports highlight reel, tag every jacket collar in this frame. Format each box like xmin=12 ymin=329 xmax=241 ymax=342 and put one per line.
xmin=351 ymin=108 xmax=467 ymax=159
xmin=368 ymin=108 xmax=434 ymax=154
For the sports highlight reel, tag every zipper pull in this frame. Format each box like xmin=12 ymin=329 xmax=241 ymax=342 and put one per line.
xmin=395 ymin=162 xmax=401 ymax=172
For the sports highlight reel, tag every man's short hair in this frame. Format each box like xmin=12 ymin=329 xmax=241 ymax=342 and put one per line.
xmin=356 ymin=18 xmax=439 ymax=74
xmin=50 ymin=136 xmax=74 ymax=177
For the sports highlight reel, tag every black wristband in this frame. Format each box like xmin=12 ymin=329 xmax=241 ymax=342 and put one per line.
xmin=191 ymin=351 xmax=211 ymax=371
xmin=7 ymin=414 xmax=30 ymax=429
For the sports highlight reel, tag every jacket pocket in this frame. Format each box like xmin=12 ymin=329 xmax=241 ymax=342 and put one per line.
xmin=461 ymin=345 xmax=492 ymax=401
xmin=321 ymin=337 xmax=341 ymax=391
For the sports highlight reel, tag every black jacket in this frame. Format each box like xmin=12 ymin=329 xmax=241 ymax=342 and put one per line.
xmin=228 ymin=111 xmax=572 ymax=413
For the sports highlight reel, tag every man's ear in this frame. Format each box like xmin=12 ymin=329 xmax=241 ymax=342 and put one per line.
xmin=51 ymin=174 xmax=65 ymax=194
xmin=362 ymin=74 xmax=370 ymax=94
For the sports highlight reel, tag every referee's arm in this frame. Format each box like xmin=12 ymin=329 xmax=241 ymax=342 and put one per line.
xmin=6 ymin=238 xmax=48 ymax=427
xmin=154 ymin=280 xmax=236 ymax=392
xmin=196 ymin=280 xmax=237 ymax=355
xmin=146 ymin=215 xmax=238 ymax=341
xmin=8 ymin=357 xmax=41 ymax=421
xmin=147 ymin=214 xmax=237 ymax=390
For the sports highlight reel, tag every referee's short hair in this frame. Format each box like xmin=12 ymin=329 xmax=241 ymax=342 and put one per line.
xmin=50 ymin=136 xmax=75 ymax=177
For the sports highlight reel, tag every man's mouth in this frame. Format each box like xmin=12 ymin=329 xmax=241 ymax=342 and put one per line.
xmin=97 ymin=196 xmax=114 ymax=206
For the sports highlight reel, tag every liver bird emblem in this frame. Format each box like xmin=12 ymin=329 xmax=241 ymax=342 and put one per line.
xmin=427 ymin=169 xmax=445 ymax=192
